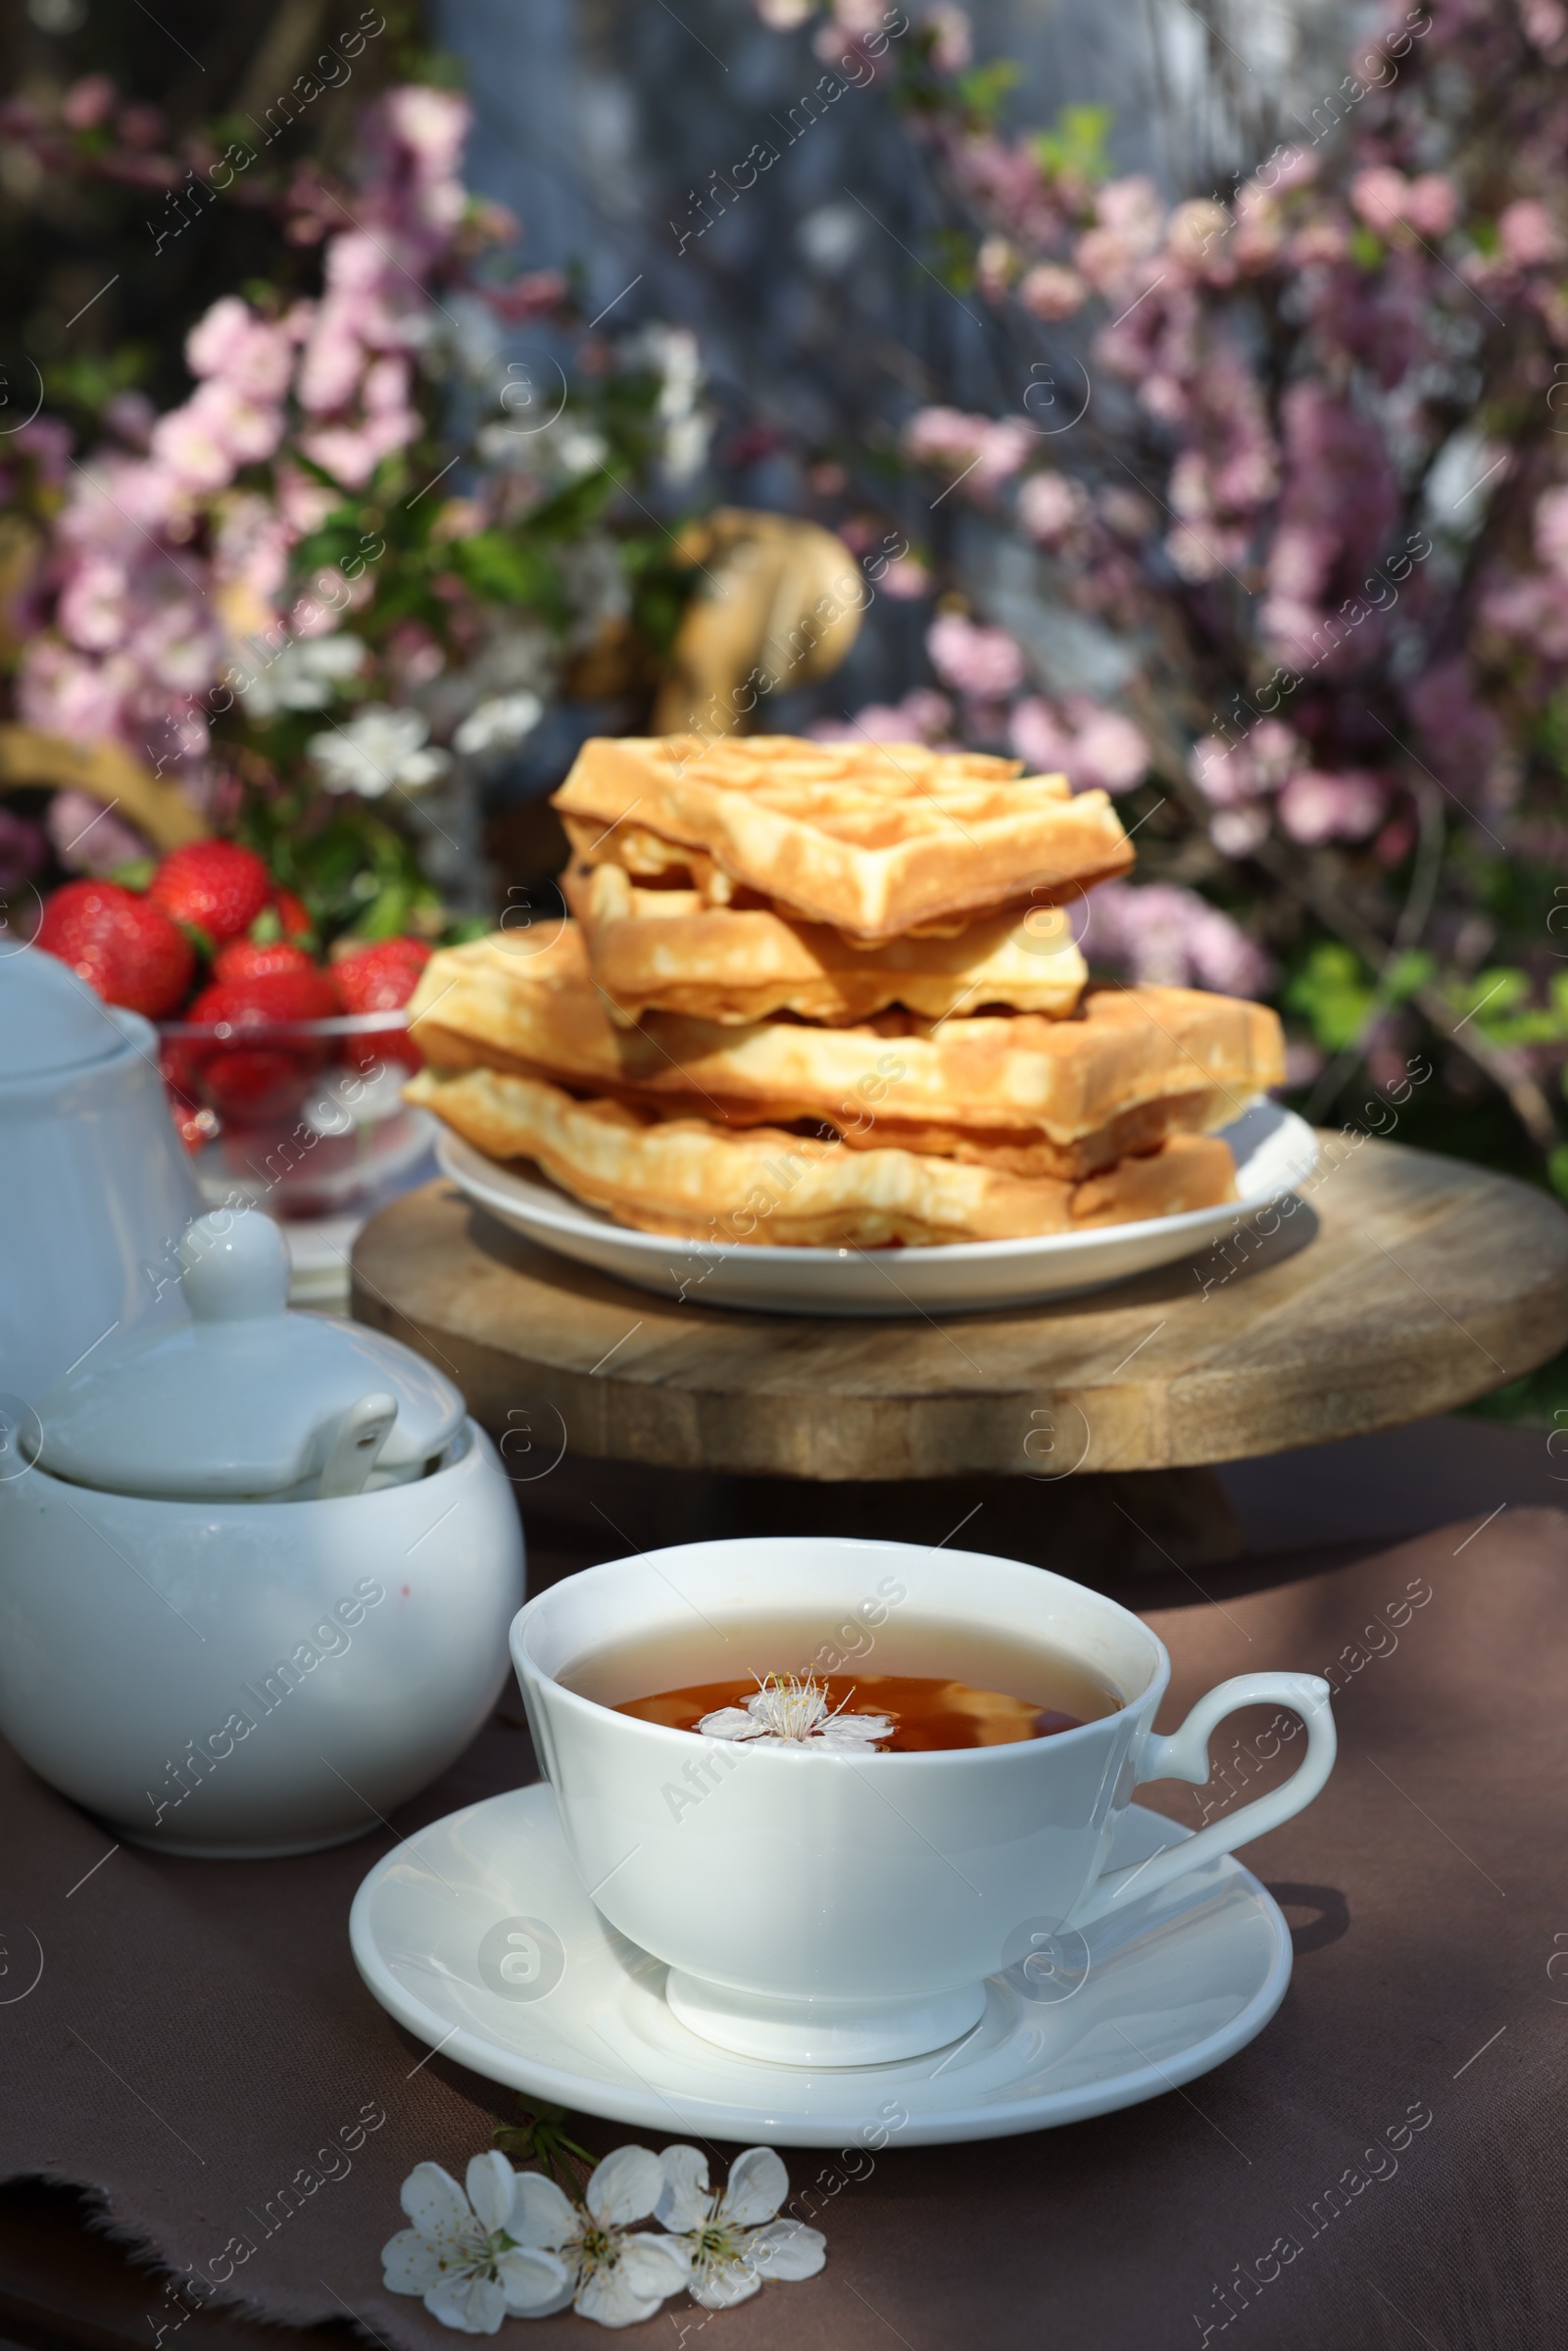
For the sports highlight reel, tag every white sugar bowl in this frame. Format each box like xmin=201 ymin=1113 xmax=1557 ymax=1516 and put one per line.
xmin=0 ymin=1209 xmax=524 ymax=1856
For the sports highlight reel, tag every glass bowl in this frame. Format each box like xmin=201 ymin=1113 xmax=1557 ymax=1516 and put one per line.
xmin=158 ymin=1007 xmax=435 ymax=1219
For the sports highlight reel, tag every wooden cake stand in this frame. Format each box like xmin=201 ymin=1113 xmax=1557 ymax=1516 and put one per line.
xmin=351 ymin=1136 xmax=1568 ymax=1577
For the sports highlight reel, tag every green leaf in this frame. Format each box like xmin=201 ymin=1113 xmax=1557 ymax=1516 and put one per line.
xmin=41 ymin=343 xmax=153 ymax=420
xmin=954 ymin=59 xmax=1023 ymax=126
xmin=1464 ymin=965 xmax=1531 ymax=1016
xmin=1483 ymin=1006 xmax=1567 ymax=1045
xmin=928 ymin=228 xmax=977 ymax=295
xmin=290 ymin=447 xmax=350 ymax=494
xmin=452 ymin=531 xmax=563 ymax=615
xmin=1443 ymin=967 xmax=1568 ymax=1049
xmin=1462 ymin=1340 xmax=1568 ymax=1425
xmin=1534 ymin=690 xmax=1568 ymax=775
xmin=631 ymin=578 xmax=687 ymax=659
xmin=526 ymin=469 xmax=618 ymax=541
xmin=345 ymin=877 xmax=414 ymax=942
xmin=1284 ymin=942 xmax=1374 ymax=1052
xmin=1348 ymin=223 xmax=1384 ymax=272
xmin=1384 ymin=950 xmax=1435 ymax=1004
xmin=232 ymin=792 xmax=441 ymax=951
xmin=1032 ymin=102 xmax=1115 ymax=186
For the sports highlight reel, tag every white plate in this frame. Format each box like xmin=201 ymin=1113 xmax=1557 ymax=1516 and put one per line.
xmin=349 ymin=1783 xmax=1292 ymax=2148
xmin=436 ymin=1100 xmax=1318 ymax=1317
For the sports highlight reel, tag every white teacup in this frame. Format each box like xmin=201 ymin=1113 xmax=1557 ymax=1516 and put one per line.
xmin=510 ymin=1536 xmax=1335 ymax=2067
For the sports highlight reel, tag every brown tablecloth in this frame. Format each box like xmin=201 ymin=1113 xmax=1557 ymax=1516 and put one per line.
xmin=4 ymin=1507 xmax=1565 ymax=2351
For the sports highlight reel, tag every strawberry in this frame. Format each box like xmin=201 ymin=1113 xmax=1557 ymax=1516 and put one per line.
xmin=244 ymin=888 xmax=316 ymax=953
xmin=272 ymin=888 xmax=314 ymax=945
xmin=159 ymin=1040 xmax=218 ymax=1151
xmin=331 ymin=936 xmax=433 ymax=1008
xmin=194 ymin=1045 xmax=312 ymax=1125
xmin=332 ymin=936 xmax=431 ymax=1072
xmin=187 ymin=966 xmax=339 ymax=1028
xmin=213 ymin=938 xmax=316 ymax=986
xmin=36 ymin=879 xmax=194 ymax=1018
xmin=148 ymin=841 xmax=271 ymax=946
xmin=184 ymin=966 xmax=339 ymax=1124
xmin=170 ymin=1101 xmax=217 ymax=1151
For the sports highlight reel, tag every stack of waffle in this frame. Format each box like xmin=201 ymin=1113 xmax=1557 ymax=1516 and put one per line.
xmin=406 ymin=735 xmax=1284 ymax=1248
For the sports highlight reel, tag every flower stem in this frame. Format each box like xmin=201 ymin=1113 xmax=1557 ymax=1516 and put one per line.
xmin=493 ymin=2099 xmax=598 ymax=2191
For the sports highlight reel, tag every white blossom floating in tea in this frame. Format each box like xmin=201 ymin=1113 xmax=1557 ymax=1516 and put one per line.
xmin=696 ymin=1673 xmax=895 ymax=1749
xmin=612 ymin=1657 xmax=1118 ymax=1751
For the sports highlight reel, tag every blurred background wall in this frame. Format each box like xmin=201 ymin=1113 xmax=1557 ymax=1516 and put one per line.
xmin=434 ymin=0 xmax=1357 ymax=724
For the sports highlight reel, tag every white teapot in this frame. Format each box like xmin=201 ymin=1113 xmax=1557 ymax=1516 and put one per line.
xmin=0 ymin=943 xmax=201 ymax=1408
xmin=0 ymin=1209 xmax=525 ymax=1855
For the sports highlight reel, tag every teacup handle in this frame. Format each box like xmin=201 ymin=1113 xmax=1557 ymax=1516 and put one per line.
xmin=1070 ymin=1673 xmax=1335 ymax=1930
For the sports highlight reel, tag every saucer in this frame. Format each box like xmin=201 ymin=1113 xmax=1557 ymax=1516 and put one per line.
xmin=349 ymin=1785 xmax=1293 ymax=2147
xmin=437 ymin=1100 xmax=1319 ymax=1318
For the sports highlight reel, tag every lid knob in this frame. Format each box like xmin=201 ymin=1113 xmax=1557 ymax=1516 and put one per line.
xmin=179 ymin=1210 xmax=290 ymax=1323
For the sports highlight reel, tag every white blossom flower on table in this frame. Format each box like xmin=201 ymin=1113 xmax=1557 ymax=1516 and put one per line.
xmin=507 ymin=2144 xmax=689 ymax=2327
xmin=381 ymin=2153 xmax=564 ymax=2335
xmin=656 ymin=2145 xmax=826 ymax=2309
xmin=308 ymin=705 xmax=451 ymax=796
xmin=453 ymin=689 xmax=543 ymax=757
xmin=696 ymin=1672 xmax=893 ymax=1750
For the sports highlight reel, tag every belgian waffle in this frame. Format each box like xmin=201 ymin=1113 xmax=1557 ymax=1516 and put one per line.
xmin=563 ymin=858 xmax=1088 ymax=1027
xmin=550 ymin=733 xmax=1134 ymax=937
xmin=406 ymin=925 xmax=1284 ymax=1149
xmin=406 ymin=1063 xmax=1239 ymax=1248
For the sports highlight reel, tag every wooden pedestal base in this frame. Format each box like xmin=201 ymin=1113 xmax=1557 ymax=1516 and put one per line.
xmin=350 ymin=1136 xmax=1568 ymax=1578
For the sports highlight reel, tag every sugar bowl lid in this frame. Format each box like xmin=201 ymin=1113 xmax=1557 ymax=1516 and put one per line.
xmin=30 ymin=1209 xmax=466 ymax=1499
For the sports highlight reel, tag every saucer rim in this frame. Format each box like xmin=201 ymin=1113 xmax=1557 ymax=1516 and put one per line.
xmin=349 ymin=1785 xmax=1294 ymax=2147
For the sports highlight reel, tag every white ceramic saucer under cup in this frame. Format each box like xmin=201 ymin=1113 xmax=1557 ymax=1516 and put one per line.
xmin=349 ymin=1784 xmax=1293 ymax=2148
xmin=436 ymin=1099 xmax=1319 ymax=1317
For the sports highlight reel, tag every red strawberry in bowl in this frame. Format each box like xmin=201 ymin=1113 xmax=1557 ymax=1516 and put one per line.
xmin=36 ymin=878 xmax=194 ymax=1018
xmin=149 ymin=841 xmax=271 ymax=947
xmin=188 ymin=965 xmax=341 ymax=1029
xmin=213 ymin=938 xmax=316 ymax=986
xmin=332 ymin=936 xmax=432 ymax=1005
xmin=184 ymin=965 xmax=340 ymax=1125
xmin=272 ymin=888 xmax=314 ymax=946
xmin=192 ymin=1045 xmax=309 ymax=1125
xmin=332 ymin=936 xmax=432 ymax=1072
xmin=159 ymin=1038 xmax=219 ymax=1151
